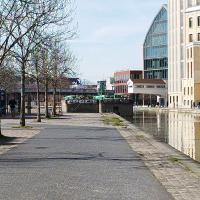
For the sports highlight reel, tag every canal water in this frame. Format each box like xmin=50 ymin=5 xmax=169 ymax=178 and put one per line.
xmin=126 ymin=109 xmax=200 ymax=163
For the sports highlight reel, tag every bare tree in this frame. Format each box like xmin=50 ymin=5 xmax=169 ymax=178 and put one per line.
xmin=28 ymin=47 xmax=44 ymax=122
xmin=49 ymin=42 xmax=76 ymax=116
xmin=0 ymin=57 xmax=19 ymax=135
xmin=0 ymin=61 xmax=18 ymax=94
xmin=9 ymin=0 xmax=76 ymax=126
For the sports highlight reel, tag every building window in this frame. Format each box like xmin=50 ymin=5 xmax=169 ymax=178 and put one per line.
xmin=189 ymin=34 xmax=193 ymax=42
xmin=190 ymin=48 xmax=193 ymax=58
xmin=135 ymin=85 xmax=144 ymax=88
xmin=188 ymin=87 xmax=190 ymax=95
xmin=157 ymin=85 xmax=165 ymax=88
xmin=146 ymin=85 xmax=154 ymax=88
xmin=191 ymin=62 xmax=193 ymax=78
xmin=189 ymin=17 xmax=193 ymax=28
xmin=198 ymin=16 xmax=200 ymax=26
xmin=184 ymin=87 xmax=186 ymax=95
xmin=187 ymin=63 xmax=190 ymax=78
xmin=198 ymin=33 xmax=200 ymax=41
xmin=170 ymin=96 xmax=171 ymax=104
xmin=187 ymin=49 xmax=189 ymax=59
xmin=191 ymin=87 xmax=193 ymax=95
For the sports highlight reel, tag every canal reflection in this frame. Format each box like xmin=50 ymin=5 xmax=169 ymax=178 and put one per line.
xmin=128 ymin=110 xmax=200 ymax=162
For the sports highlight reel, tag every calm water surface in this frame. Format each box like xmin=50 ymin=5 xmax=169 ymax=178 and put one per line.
xmin=126 ymin=109 xmax=200 ymax=163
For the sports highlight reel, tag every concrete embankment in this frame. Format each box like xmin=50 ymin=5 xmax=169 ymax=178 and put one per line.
xmin=114 ymin=113 xmax=200 ymax=200
xmin=133 ymin=106 xmax=200 ymax=115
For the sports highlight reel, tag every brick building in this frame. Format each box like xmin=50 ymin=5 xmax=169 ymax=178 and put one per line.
xmin=114 ymin=70 xmax=142 ymax=94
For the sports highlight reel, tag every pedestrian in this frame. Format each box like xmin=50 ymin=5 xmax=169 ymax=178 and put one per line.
xmin=9 ymin=98 xmax=17 ymax=118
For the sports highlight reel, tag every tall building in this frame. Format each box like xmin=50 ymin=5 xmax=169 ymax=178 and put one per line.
xmin=168 ymin=0 xmax=186 ymax=108
xmin=114 ymin=70 xmax=142 ymax=94
xmin=182 ymin=1 xmax=200 ymax=108
xmin=144 ymin=5 xmax=168 ymax=80
xmin=168 ymin=0 xmax=200 ymax=108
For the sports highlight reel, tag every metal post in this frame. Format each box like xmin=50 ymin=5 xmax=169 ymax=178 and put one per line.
xmin=150 ymin=94 xmax=152 ymax=106
xmin=143 ymin=94 xmax=145 ymax=106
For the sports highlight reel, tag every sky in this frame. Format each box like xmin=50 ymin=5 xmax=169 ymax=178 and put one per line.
xmin=69 ymin=0 xmax=166 ymax=83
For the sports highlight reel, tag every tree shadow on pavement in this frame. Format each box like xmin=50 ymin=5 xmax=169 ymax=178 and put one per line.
xmin=0 ymin=135 xmax=17 ymax=146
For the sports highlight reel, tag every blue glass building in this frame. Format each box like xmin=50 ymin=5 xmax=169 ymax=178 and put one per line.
xmin=143 ymin=5 xmax=168 ymax=80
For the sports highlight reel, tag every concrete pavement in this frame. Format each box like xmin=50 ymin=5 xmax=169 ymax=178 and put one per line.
xmin=0 ymin=116 xmax=172 ymax=200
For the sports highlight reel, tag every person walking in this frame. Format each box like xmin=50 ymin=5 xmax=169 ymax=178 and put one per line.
xmin=9 ymin=98 xmax=17 ymax=118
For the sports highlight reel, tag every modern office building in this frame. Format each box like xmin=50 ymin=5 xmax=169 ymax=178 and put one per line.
xmin=143 ymin=5 xmax=168 ymax=80
xmin=114 ymin=70 xmax=142 ymax=94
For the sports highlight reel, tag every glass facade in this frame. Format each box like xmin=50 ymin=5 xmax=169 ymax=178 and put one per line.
xmin=144 ymin=6 xmax=168 ymax=80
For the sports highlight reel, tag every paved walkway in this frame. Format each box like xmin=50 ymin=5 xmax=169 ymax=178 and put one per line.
xmin=0 ymin=115 xmax=172 ymax=200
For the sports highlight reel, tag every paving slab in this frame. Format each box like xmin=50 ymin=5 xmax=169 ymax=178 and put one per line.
xmin=0 ymin=118 xmax=172 ymax=200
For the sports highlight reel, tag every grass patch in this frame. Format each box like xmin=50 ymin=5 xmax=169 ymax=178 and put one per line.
xmin=45 ymin=115 xmax=61 ymax=120
xmin=168 ymin=156 xmax=179 ymax=163
xmin=12 ymin=126 xmax=33 ymax=129
xmin=168 ymin=155 xmax=194 ymax=174
xmin=136 ymin=135 xmax=145 ymax=140
xmin=102 ymin=116 xmax=124 ymax=126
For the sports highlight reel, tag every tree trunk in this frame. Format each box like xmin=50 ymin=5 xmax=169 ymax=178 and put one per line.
xmin=20 ymin=63 xmax=26 ymax=127
xmin=52 ymin=87 xmax=56 ymax=116
xmin=45 ymin=78 xmax=49 ymax=118
xmin=5 ymin=92 xmax=8 ymax=115
xmin=36 ymin=78 xmax=41 ymax=122
xmin=0 ymin=117 xmax=2 ymax=136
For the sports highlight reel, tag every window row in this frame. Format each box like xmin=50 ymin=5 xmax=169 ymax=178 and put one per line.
xmin=169 ymin=96 xmax=179 ymax=104
xmin=144 ymin=34 xmax=167 ymax=47
xmin=144 ymin=46 xmax=167 ymax=59
xmin=114 ymin=74 xmax=129 ymax=82
xmin=115 ymin=74 xmax=141 ymax=82
xmin=144 ymin=58 xmax=168 ymax=70
xmin=115 ymin=85 xmax=128 ymax=94
xmin=130 ymin=74 xmax=141 ymax=80
xmin=144 ymin=69 xmax=168 ymax=79
xmin=183 ymin=100 xmax=193 ymax=108
xmin=183 ymin=87 xmax=193 ymax=96
xmin=134 ymin=85 xmax=165 ymax=89
xmin=189 ymin=16 xmax=200 ymax=28
xmin=189 ymin=33 xmax=200 ymax=42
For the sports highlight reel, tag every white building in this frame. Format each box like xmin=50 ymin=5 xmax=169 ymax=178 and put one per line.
xmin=182 ymin=2 xmax=200 ymax=108
xmin=168 ymin=0 xmax=187 ymax=108
xmin=127 ymin=79 xmax=167 ymax=106
xmin=168 ymin=0 xmax=200 ymax=108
